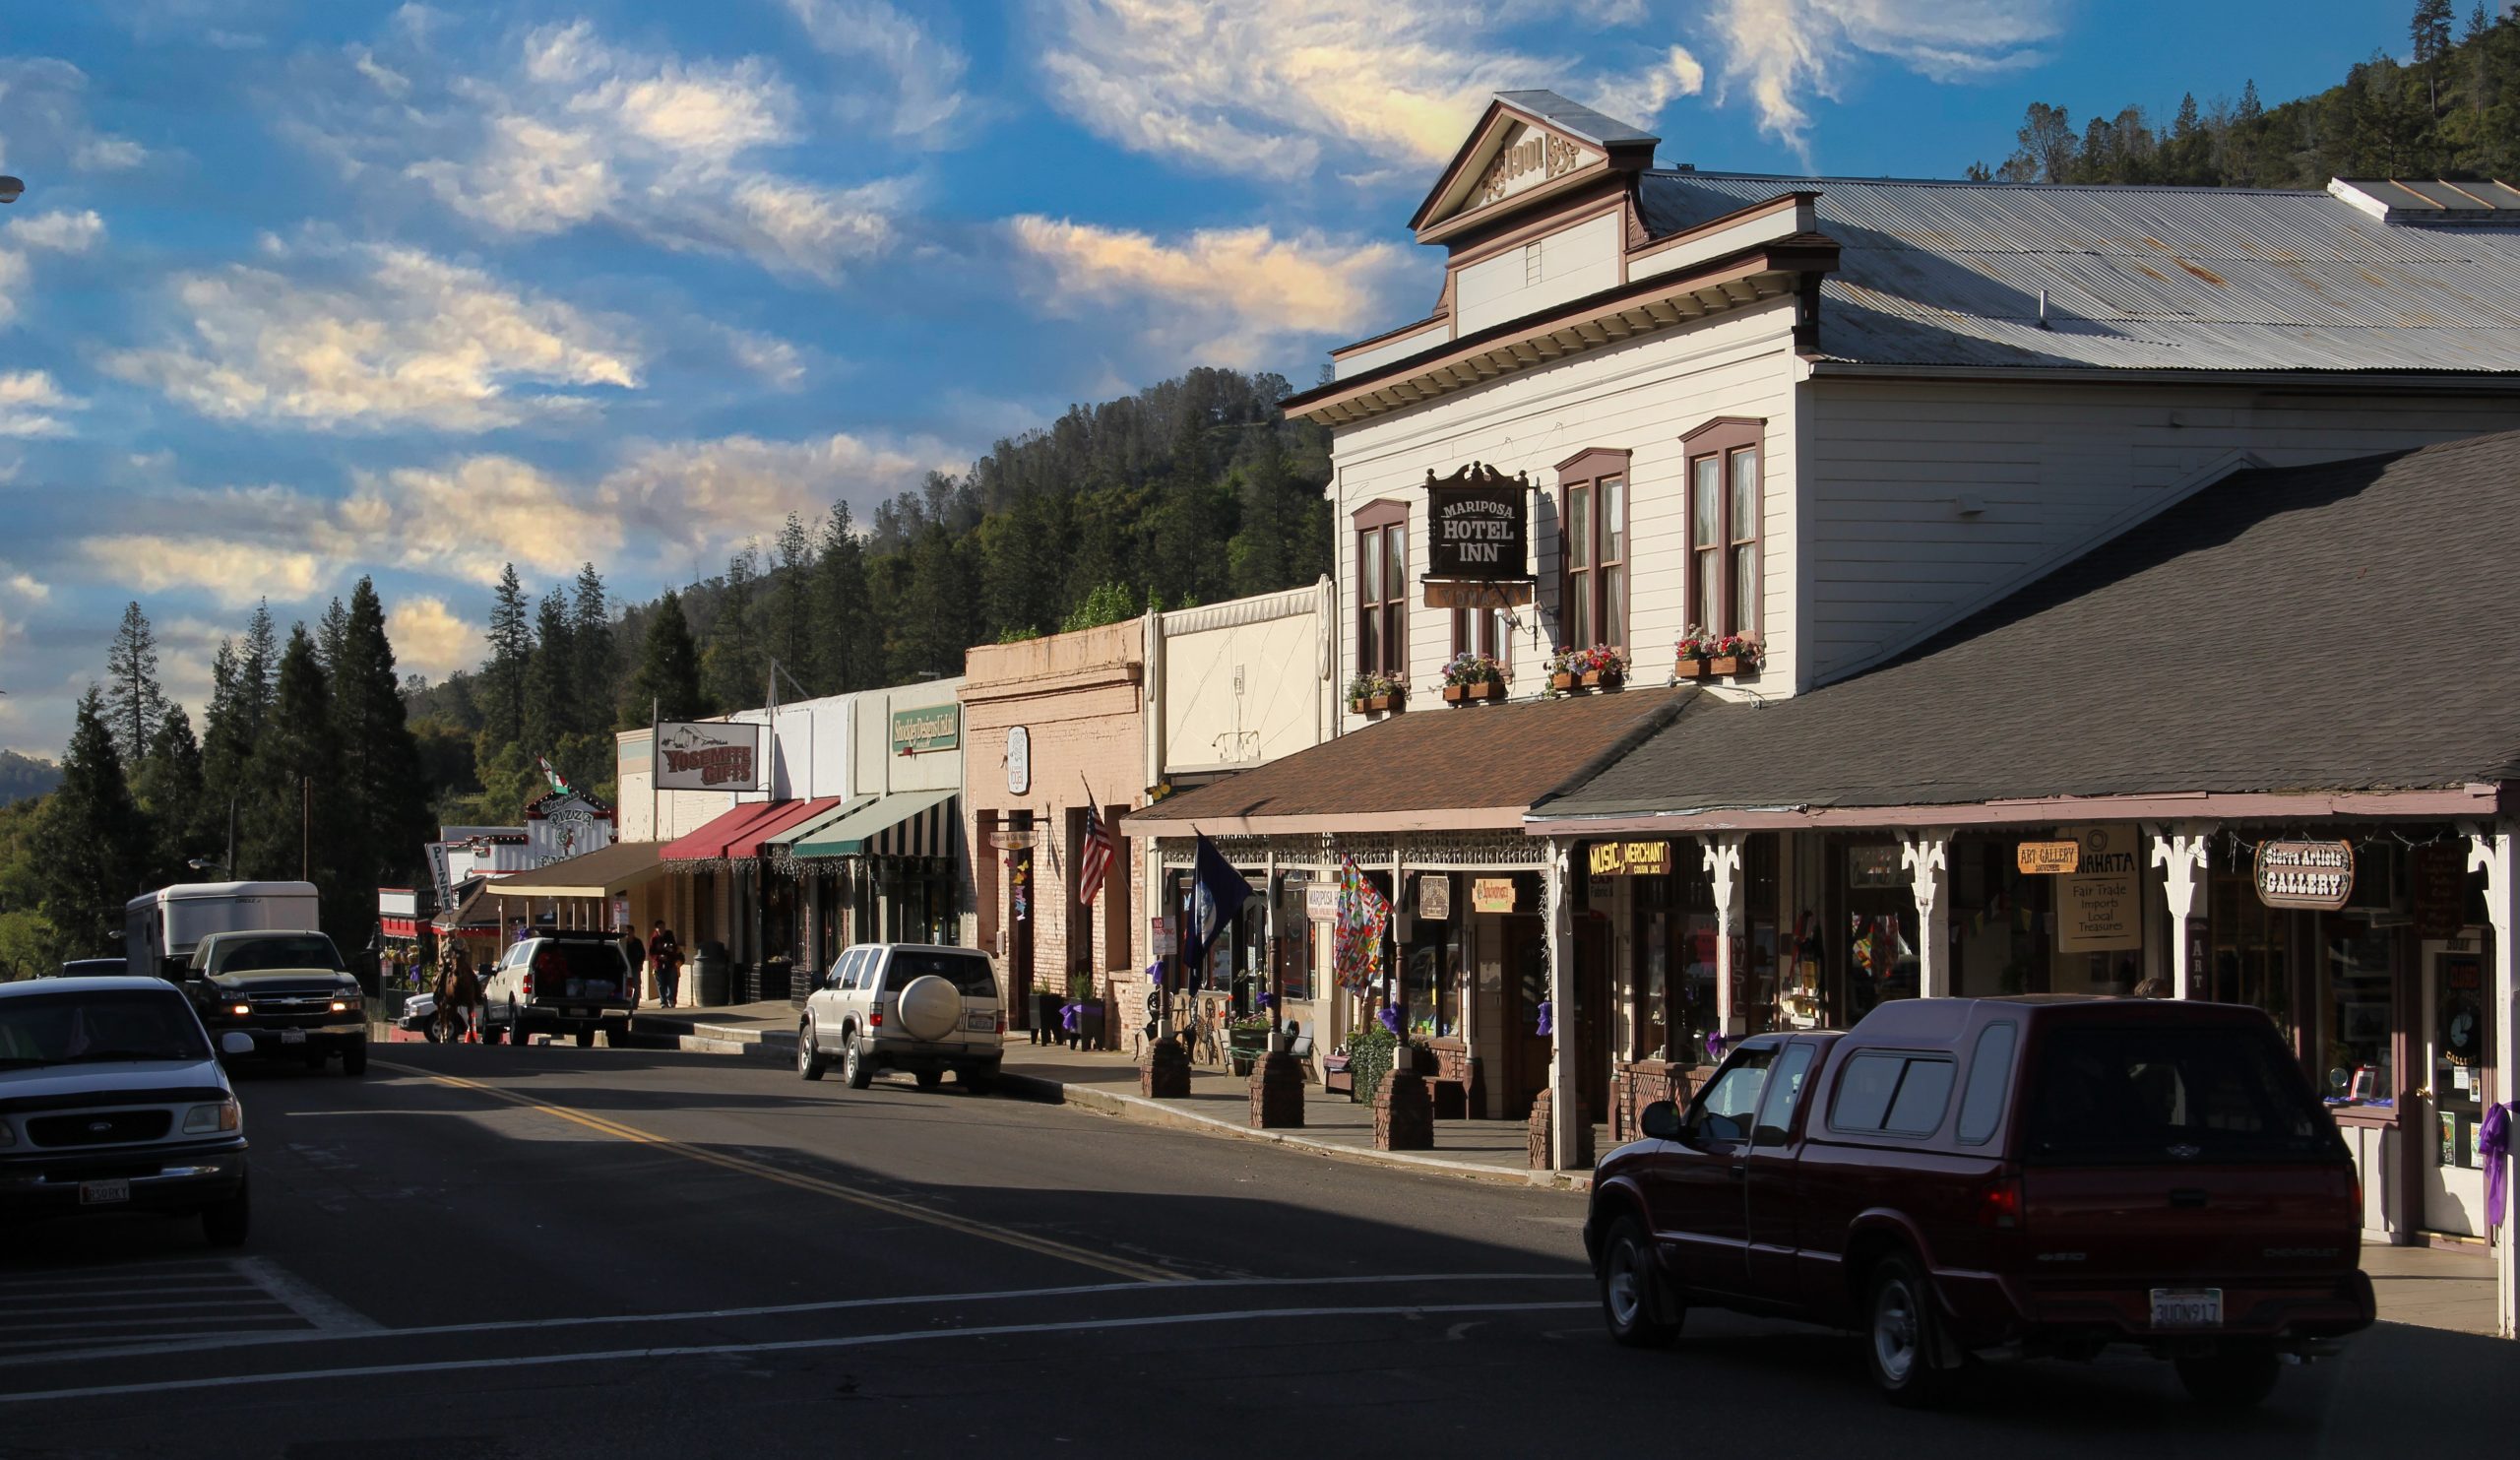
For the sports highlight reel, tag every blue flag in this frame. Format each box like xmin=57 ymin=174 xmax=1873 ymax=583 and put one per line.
xmin=1187 ymin=832 xmax=1252 ymax=974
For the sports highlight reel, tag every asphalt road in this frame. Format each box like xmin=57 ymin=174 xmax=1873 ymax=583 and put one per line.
xmin=2 ymin=1043 xmax=2516 ymax=1459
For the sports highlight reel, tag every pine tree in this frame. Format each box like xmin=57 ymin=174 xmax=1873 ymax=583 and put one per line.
xmin=315 ymin=596 xmax=350 ymax=675
xmin=701 ymin=542 xmax=765 ymax=711
xmin=523 ymin=589 xmax=574 ymax=757
xmin=332 ymin=579 xmax=427 ymax=893
xmin=237 ymin=629 xmax=344 ymax=934
xmin=625 ymin=590 xmax=707 ymax=724
xmin=569 ymin=564 xmax=614 ymax=734
xmin=32 ymin=687 xmax=147 ymax=953
xmin=768 ymin=513 xmax=815 ymax=694
xmin=102 ymin=602 xmax=167 ymax=767
xmin=478 ymin=564 xmax=532 ymax=751
xmin=239 ymin=601 xmax=278 ymax=726
xmin=812 ymin=502 xmax=877 ymax=694
xmin=2416 ymin=0 xmax=2458 ymax=112
xmin=131 ymin=706 xmax=204 ymax=886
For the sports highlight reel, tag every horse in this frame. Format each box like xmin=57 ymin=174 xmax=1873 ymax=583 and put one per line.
xmin=434 ymin=955 xmax=483 ymax=1045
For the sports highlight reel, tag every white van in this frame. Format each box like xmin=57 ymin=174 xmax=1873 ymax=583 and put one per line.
xmin=123 ymin=882 xmax=322 ymax=982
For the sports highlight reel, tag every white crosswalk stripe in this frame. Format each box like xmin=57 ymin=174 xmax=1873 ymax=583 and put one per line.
xmin=0 ymin=1257 xmax=374 ymax=1358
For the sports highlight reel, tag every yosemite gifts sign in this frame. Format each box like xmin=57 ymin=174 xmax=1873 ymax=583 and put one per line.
xmin=1424 ymin=463 xmax=1531 ymax=583
xmin=656 ymin=722 xmax=765 ymax=792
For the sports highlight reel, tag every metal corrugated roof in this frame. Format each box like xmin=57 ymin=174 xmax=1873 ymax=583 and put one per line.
xmin=1641 ymin=171 xmax=2520 ymax=372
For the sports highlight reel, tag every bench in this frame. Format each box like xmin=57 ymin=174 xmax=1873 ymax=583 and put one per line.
xmin=1322 ymin=1052 xmax=1353 ymax=1098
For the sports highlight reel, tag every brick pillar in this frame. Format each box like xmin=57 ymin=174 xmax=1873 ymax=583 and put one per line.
xmin=1142 ymin=1035 xmax=1190 ymax=1098
xmin=1374 ymin=1067 xmax=1433 ymax=1150
xmin=1529 ymin=1087 xmax=1593 ymax=1170
xmin=1250 ymin=1049 xmax=1304 ymax=1128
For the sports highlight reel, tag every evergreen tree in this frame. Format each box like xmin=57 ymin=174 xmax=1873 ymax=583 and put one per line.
xmin=31 ymin=688 xmax=147 ymax=954
xmin=2416 ymin=0 xmax=2458 ymax=112
xmin=239 ymin=601 xmax=278 ymax=727
xmin=811 ymin=502 xmax=878 ymax=694
xmin=701 ymin=542 xmax=765 ymax=711
xmin=569 ymin=564 xmax=614 ymax=734
xmin=131 ymin=706 xmax=204 ymax=886
xmin=102 ymin=602 xmax=167 ymax=767
xmin=523 ymin=589 xmax=574 ymax=757
xmin=237 ymin=628 xmax=342 ymax=914
xmin=315 ymin=596 xmax=350 ymax=676
xmin=478 ymin=564 xmax=532 ymax=750
xmin=768 ymin=513 xmax=816 ymax=692
xmin=332 ymin=578 xmax=428 ymax=894
xmin=625 ymin=590 xmax=707 ymax=723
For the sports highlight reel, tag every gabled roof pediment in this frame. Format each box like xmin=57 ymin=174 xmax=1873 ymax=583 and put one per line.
xmin=1410 ymin=91 xmax=1658 ymax=243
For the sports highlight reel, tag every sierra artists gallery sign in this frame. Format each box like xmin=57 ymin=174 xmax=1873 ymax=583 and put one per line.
xmin=656 ymin=722 xmax=766 ymax=792
xmin=1424 ymin=463 xmax=1531 ymax=582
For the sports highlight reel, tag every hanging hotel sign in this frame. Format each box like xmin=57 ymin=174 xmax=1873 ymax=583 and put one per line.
xmin=1472 ymin=877 xmax=1517 ymax=915
xmin=2016 ymin=840 xmax=2079 ymax=875
xmin=2255 ymin=839 xmax=2356 ymax=911
xmin=2057 ymin=825 xmax=2143 ymax=954
xmin=892 ymin=704 xmax=961 ymax=756
xmin=1423 ymin=463 xmax=1532 ymax=584
xmin=656 ymin=722 xmax=765 ymax=792
xmin=1418 ymin=874 xmax=1451 ymax=920
xmin=1588 ymin=841 xmax=1672 ymax=877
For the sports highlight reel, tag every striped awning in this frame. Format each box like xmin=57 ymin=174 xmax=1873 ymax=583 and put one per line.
xmin=784 ymin=790 xmax=959 ymax=863
xmin=661 ymin=797 xmax=841 ymax=867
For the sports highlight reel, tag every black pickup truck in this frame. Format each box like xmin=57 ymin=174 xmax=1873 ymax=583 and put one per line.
xmin=184 ymin=929 xmax=369 ymax=1076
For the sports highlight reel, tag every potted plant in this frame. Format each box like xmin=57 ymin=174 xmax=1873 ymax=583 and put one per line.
xmin=1439 ymin=651 xmax=1505 ymax=704
xmin=1707 ymin=633 xmax=1762 ymax=677
xmin=1675 ymin=628 xmax=1712 ymax=679
xmin=1346 ymin=670 xmax=1406 ymax=715
xmin=1544 ymin=646 xmax=1581 ymax=695
xmin=1576 ymin=645 xmax=1627 ymax=689
xmin=1228 ymin=1014 xmax=1273 ymax=1074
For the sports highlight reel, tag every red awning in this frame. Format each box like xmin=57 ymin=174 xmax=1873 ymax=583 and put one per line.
xmin=380 ymin=917 xmax=420 ymax=939
xmin=660 ymin=797 xmax=842 ymax=864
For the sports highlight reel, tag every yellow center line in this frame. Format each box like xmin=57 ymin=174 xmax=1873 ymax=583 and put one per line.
xmin=375 ymin=1060 xmax=1181 ymax=1285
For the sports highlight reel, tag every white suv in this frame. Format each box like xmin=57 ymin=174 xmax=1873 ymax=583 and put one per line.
xmin=799 ymin=944 xmax=1002 ymax=1092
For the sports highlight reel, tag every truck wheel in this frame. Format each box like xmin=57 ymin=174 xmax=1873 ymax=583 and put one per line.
xmin=797 ymin=1022 xmax=826 ymax=1081
xmin=341 ymin=1041 xmax=367 ymax=1077
xmin=510 ymin=1004 xmax=528 ymax=1047
xmin=843 ymin=1036 xmax=872 ymax=1089
xmin=1864 ymin=1253 xmax=1950 ymax=1407
xmin=1599 ymin=1216 xmax=1680 ymax=1348
xmin=914 ymin=1069 xmax=943 ymax=1091
xmin=202 ymin=1181 xmax=250 ymax=1248
xmin=2174 ymin=1344 xmax=2281 ymax=1408
xmin=575 ymin=1028 xmax=596 ymax=1048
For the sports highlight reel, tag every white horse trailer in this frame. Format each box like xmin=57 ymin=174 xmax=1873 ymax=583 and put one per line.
xmin=124 ymin=881 xmax=321 ymax=980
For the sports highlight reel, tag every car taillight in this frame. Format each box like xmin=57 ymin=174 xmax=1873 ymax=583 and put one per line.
xmin=995 ymin=1011 xmax=1006 ymax=1036
xmin=869 ymin=1010 xmax=883 ymax=1027
xmin=524 ymin=969 xmax=536 ymax=1000
xmin=1978 ymin=1175 xmax=2023 ymax=1231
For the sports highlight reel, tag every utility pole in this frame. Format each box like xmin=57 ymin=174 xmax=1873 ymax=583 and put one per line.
xmin=301 ymin=776 xmax=311 ymax=881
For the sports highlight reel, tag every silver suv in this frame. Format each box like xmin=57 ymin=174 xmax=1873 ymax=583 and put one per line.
xmin=799 ymin=944 xmax=1002 ymax=1092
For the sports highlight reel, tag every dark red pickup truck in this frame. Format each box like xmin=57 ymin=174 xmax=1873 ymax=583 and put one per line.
xmin=1585 ymin=995 xmax=2373 ymax=1407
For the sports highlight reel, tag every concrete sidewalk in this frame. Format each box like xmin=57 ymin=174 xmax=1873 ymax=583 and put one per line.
xmin=2363 ymin=1241 xmax=2498 ymax=1336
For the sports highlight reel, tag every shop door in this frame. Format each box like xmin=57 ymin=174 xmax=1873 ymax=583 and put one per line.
xmin=1008 ymin=848 xmax=1035 ymax=1031
xmin=2420 ymin=945 xmax=2492 ymax=1236
xmin=1576 ymin=920 xmax=1609 ymax=1116
xmin=1504 ymin=916 xmax=1550 ymax=1119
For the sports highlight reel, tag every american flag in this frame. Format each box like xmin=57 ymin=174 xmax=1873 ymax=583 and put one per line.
xmin=1077 ymin=802 xmax=1116 ymax=907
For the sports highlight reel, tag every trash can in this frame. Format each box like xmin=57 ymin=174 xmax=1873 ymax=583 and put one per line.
xmin=694 ymin=941 xmax=731 ymax=1007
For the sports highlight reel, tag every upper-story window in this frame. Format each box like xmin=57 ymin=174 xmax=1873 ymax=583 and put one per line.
xmin=1451 ymin=603 xmax=1511 ymax=671
xmin=1354 ymin=500 xmax=1409 ymax=678
xmin=1681 ymin=418 xmax=1765 ymax=638
xmin=1555 ymin=448 xmax=1629 ymax=650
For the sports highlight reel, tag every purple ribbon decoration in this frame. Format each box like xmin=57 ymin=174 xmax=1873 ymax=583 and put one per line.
xmin=1534 ymin=999 xmax=1552 ymax=1038
xmin=1706 ymin=1030 xmax=1729 ymax=1061
xmin=1060 ymin=1001 xmax=1082 ymax=1033
xmin=2482 ymin=1102 xmax=2511 ymax=1231
xmin=1377 ymin=1003 xmax=1403 ymax=1037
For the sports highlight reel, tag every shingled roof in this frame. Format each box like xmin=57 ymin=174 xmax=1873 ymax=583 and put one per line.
xmin=1128 ymin=686 xmax=1691 ymax=838
xmin=1531 ymin=431 xmax=2520 ymax=830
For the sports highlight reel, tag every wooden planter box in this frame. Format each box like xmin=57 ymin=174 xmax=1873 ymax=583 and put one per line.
xmin=1708 ymin=656 xmax=1757 ymax=676
xmin=1353 ymin=692 xmax=1406 ymax=715
xmin=1675 ymin=658 xmax=1708 ymax=679
xmin=1442 ymin=680 xmax=1502 ymax=704
xmin=1580 ymin=669 xmax=1624 ymax=690
xmin=1549 ymin=671 xmax=1579 ymax=693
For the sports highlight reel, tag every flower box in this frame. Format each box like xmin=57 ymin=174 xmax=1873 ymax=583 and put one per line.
xmin=1580 ymin=669 xmax=1623 ymax=689
xmin=1549 ymin=671 xmax=1580 ymax=693
xmin=1709 ymin=655 xmax=1757 ymax=676
xmin=1442 ymin=681 xmax=1502 ymax=704
xmin=1361 ymin=692 xmax=1404 ymax=714
xmin=1675 ymin=658 xmax=1708 ymax=679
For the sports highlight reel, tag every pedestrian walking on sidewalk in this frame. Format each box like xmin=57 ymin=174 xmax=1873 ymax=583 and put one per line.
xmin=651 ymin=922 xmax=682 ymax=1009
xmin=619 ymin=925 xmax=648 ymax=1006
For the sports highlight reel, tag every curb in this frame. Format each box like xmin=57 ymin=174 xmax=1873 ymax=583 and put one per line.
xmin=996 ymin=1071 xmax=1591 ymax=1192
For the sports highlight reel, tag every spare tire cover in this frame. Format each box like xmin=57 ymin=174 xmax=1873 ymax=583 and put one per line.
xmin=896 ymin=974 xmax=964 ymax=1042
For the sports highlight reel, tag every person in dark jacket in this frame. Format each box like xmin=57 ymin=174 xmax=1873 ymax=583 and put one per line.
xmin=620 ymin=926 xmax=648 ymax=1005
xmin=650 ymin=923 xmax=683 ymax=1009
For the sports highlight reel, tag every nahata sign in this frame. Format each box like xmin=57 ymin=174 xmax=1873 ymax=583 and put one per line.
xmin=656 ymin=722 xmax=765 ymax=792
xmin=892 ymin=704 xmax=961 ymax=755
xmin=1424 ymin=463 xmax=1531 ymax=583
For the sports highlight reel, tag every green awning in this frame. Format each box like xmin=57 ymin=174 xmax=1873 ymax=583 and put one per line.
xmin=784 ymin=789 xmax=959 ymax=861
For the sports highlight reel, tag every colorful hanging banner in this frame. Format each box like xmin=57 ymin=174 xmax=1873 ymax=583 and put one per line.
xmin=1333 ymin=857 xmax=1390 ymax=994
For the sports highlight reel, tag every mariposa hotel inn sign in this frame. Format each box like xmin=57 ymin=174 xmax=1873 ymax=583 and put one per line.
xmin=1424 ymin=463 xmax=1532 ymax=598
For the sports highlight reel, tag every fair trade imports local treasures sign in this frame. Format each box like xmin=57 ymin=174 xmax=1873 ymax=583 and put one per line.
xmin=2056 ymin=825 xmax=2142 ymax=954
xmin=656 ymin=722 xmax=765 ymax=792
xmin=2255 ymin=840 xmax=2357 ymax=911
xmin=1423 ymin=464 xmax=1532 ymax=584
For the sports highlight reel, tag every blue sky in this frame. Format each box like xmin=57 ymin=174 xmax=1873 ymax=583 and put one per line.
xmin=0 ymin=0 xmax=2429 ymax=754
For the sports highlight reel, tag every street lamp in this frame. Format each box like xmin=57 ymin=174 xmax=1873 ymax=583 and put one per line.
xmin=0 ymin=178 xmax=23 ymax=206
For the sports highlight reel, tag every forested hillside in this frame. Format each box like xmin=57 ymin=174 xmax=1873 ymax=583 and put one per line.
xmin=1970 ymin=2 xmax=2520 ymax=186
xmin=0 ymin=750 xmax=60 ymax=807
xmin=404 ymin=365 xmax=1332 ymax=819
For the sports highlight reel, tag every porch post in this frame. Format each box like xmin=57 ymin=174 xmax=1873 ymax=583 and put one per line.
xmin=2467 ymin=826 xmax=2515 ymax=1340
xmin=1702 ymin=835 xmax=1744 ymax=1036
xmin=1902 ymin=831 xmax=1952 ymax=998
xmin=2151 ymin=823 xmax=2212 ymax=999
xmin=1545 ymin=841 xmax=1581 ymax=1170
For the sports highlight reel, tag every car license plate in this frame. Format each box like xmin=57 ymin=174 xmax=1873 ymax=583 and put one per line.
xmin=80 ymin=1178 xmax=130 ymax=1205
xmin=279 ymin=1028 xmax=306 ymax=1046
xmin=965 ymin=1011 xmax=994 ymax=1031
xmin=2150 ymin=1288 xmax=2222 ymax=1328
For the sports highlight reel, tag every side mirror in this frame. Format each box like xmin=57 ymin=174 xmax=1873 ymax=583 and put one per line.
xmin=218 ymin=1032 xmax=255 ymax=1056
xmin=1640 ymin=1099 xmax=1683 ymax=1142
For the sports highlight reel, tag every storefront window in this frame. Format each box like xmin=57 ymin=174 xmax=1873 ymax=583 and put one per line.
xmin=1275 ymin=873 xmax=1316 ymax=1003
xmin=1401 ymin=874 xmax=1461 ymax=1039
xmin=2320 ymin=918 xmax=2394 ymax=1100
xmin=2208 ymin=866 xmax=2294 ymax=1042
xmin=1843 ymin=842 xmax=1919 ymax=1021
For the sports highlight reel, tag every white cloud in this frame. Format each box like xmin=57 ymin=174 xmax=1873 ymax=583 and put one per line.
xmin=0 ymin=58 xmax=149 ymax=174
xmin=0 ymin=371 xmax=83 ymax=437
xmin=0 ymin=209 xmax=106 ymax=330
xmin=723 ymin=326 xmax=806 ymax=387
xmin=384 ymin=595 xmax=477 ymax=679
xmin=1008 ymin=216 xmax=1412 ymax=369
xmin=598 ymin=432 xmax=967 ymax=559
xmin=80 ymin=535 xmax=329 ymax=607
xmin=785 ymin=0 xmax=972 ymax=141
xmin=105 ymin=242 xmax=640 ymax=432
xmin=1709 ymin=0 xmax=2055 ymax=158
xmin=2 ymin=567 xmax=48 ymax=601
xmin=341 ymin=456 xmax=621 ymax=586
